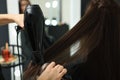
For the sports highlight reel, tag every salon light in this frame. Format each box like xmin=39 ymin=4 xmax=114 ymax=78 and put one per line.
xmin=14 ymin=69 xmax=20 ymax=77
xmin=52 ymin=0 xmax=58 ymax=8
xmin=45 ymin=19 xmax=51 ymax=25
xmin=45 ymin=2 xmax=51 ymax=8
xmin=51 ymin=19 xmax=57 ymax=26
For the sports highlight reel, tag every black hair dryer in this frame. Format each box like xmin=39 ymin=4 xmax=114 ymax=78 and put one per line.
xmin=24 ymin=5 xmax=44 ymax=65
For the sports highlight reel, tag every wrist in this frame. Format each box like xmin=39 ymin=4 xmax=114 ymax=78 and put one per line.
xmin=0 ymin=14 xmax=14 ymax=25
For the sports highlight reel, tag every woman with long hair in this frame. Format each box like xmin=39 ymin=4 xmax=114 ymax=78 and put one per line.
xmin=24 ymin=0 xmax=120 ymax=80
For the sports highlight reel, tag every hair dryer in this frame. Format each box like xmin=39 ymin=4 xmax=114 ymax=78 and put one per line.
xmin=24 ymin=5 xmax=44 ymax=65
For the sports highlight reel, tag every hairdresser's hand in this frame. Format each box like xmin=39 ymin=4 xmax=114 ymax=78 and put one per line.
xmin=14 ymin=14 xmax=24 ymax=28
xmin=37 ymin=62 xmax=67 ymax=80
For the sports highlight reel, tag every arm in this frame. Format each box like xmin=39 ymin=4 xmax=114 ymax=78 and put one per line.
xmin=37 ymin=62 xmax=67 ymax=80
xmin=0 ymin=14 xmax=24 ymax=28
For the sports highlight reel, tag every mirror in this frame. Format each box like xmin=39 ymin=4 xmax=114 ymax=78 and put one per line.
xmin=30 ymin=0 xmax=61 ymax=26
xmin=30 ymin=0 xmax=81 ymax=29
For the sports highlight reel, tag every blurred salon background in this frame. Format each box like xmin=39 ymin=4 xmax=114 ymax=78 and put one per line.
xmin=0 ymin=0 xmax=119 ymax=80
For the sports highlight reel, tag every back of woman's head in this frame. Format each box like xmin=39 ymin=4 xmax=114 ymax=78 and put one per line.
xmin=44 ymin=0 xmax=120 ymax=79
xmin=44 ymin=0 xmax=120 ymax=62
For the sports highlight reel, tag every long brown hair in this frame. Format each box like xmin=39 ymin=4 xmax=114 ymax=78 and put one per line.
xmin=24 ymin=0 xmax=120 ymax=80
xmin=44 ymin=0 xmax=120 ymax=79
xmin=45 ymin=0 xmax=120 ymax=62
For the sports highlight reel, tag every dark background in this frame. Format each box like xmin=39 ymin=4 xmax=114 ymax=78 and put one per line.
xmin=0 ymin=0 xmax=10 ymax=80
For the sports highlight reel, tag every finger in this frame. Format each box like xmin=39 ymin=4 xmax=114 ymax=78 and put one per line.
xmin=58 ymin=68 xmax=67 ymax=78
xmin=57 ymin=66 xmax=64 ymax=73
xmin=54 ymin=64 xmax=61 ymax=69
xmin=54 ymin=65 xmax=64 ymax=72
xmin=46 ymin=62 xmax=56 ymax=69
